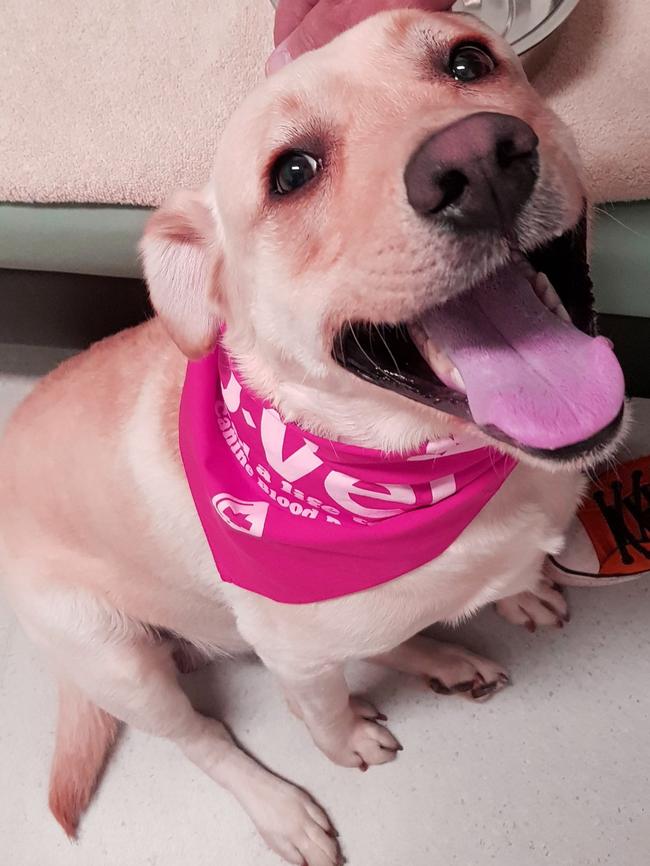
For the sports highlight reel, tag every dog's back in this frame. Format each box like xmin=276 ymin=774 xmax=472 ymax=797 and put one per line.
xmin=0 ymin=322 xmax=177 ymax=836
xmin=0 ymin=320 xmax=181 ymax=603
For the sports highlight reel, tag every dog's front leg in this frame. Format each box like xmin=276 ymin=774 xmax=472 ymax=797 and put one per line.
xmin=266 ymin=657 xmax=402 ymax=770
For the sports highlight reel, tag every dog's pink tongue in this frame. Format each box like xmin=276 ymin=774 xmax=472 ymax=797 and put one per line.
xmin=421 ymin=264 xmax=624 ymax=450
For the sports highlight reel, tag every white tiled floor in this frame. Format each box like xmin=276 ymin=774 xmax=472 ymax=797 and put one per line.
xmin=1 ymin=345 xmax=649 ymax=866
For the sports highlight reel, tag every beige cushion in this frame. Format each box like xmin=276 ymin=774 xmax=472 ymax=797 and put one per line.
xmin=1 ymin=0 xmax=647 ymax=206
xmin=532 ymin=0 xmax=650 ymax=203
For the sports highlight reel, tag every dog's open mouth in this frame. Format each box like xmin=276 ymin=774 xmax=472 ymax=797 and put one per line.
xmin=333 ymin=217 xmax=626 ymax=460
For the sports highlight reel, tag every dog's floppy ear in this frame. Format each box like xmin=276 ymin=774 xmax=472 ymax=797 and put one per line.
xmin=140 ymin=187 xmax=223 ymax=359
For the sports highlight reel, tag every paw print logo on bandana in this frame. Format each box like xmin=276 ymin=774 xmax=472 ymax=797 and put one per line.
xmin=212 ymin=494 xmax=269 ymax=538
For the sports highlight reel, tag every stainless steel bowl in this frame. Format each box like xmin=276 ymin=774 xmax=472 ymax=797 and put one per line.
xmin=453 ymin=0 xmax=581 ymax=65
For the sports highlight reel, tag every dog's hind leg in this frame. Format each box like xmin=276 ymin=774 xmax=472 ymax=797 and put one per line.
xmin=13 ymin=577 xmax=339 ymax=866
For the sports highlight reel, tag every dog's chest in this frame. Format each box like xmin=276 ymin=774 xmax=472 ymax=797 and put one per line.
xmin=132 ymin=402 xmax=582 ymax=657
xmin=215 ymin=464 xmax=584 ymax=660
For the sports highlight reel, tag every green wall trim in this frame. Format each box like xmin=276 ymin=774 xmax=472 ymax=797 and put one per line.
xmin=1 ymin=200 xmax=648 ymax=316
xmin=0 ymin=203 xmax=151 ymax=280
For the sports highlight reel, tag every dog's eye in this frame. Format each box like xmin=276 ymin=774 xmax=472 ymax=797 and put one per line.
xmin=271 ymin=151 xmax=321 ymax=195
xmin=448 ymin=44 xmax=496 ymax=82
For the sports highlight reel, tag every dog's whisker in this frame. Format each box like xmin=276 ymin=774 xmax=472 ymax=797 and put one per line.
xmin=349 ymin=319 xmax=379 ymax=373
xmin=337 ymin=330 xmax=347 ymax=369
xmin=373 ymin=323 xmax=402 ymax=376
xmin=594 ymin=205 xmax=647 ymax=239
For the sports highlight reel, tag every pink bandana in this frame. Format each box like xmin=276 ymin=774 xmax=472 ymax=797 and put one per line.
xmin=179 ymin=341 xmax=517 ymax=603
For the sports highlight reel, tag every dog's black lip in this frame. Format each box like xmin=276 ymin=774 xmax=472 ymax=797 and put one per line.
xmin=331 ymin=211 xmax=622 ymax=460
xmin=334 ymin=322 xmax=473 ymax=419
xmin=481 ymin=405 xmax=625 ymax=461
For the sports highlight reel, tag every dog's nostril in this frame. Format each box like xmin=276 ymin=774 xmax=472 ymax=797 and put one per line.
xmin=404 ymin=113 xmax=539 ymax=229
xmin=496 ymin=137 xmax=518 ymax=168
xmin=431 ymin=169 xmax=468 ymax=214
xmin=495 ymin=133 xmax=539 ymax=169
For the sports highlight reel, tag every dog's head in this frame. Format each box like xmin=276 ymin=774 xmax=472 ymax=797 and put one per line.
xmin=141 ymin=10 xmax=625 ymax=469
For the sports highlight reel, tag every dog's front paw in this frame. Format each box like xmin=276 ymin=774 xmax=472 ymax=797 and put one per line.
xmin=495 ymin=580 xmax=570 ymax=632
xmin=245 ymin=777 xmax=340 ymax=866
xmin=316 ymin=696 xmax=402 ymax=770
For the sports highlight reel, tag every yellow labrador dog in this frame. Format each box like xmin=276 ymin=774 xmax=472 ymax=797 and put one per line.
xmin=0 ymin=11 xmax=626 ymax=866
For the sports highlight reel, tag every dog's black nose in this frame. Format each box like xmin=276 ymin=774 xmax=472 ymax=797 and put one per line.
xmin=404 ymin=112 xmax=539 ymax=231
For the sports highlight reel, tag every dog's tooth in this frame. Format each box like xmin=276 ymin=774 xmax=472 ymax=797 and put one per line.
xmin=535 ymin=272 xmax=571 ymax=322
xmin=449 ymin=366 xmax=466 ymax=394
xmin=534 ymin=271 xmax=554 ymax=304
xmin=410 ymin=324 xmax=465 ymax=393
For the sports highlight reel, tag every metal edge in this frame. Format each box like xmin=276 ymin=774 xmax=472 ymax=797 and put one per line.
xmin=514 ymin=0 xmax=582 ymax=55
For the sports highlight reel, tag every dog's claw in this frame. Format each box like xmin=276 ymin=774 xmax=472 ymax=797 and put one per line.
xmin=430 ymin=677 xmax=452 ymax=695
xmin=471 ymin=683 xmax=495 ymax=699
xmin=357 ymin=757 xmax=368 ymax=772
xmin=525 ymin=618 xmax=537 ymax=633
xmin=429 ymin=659 xmax=507 ymax=702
